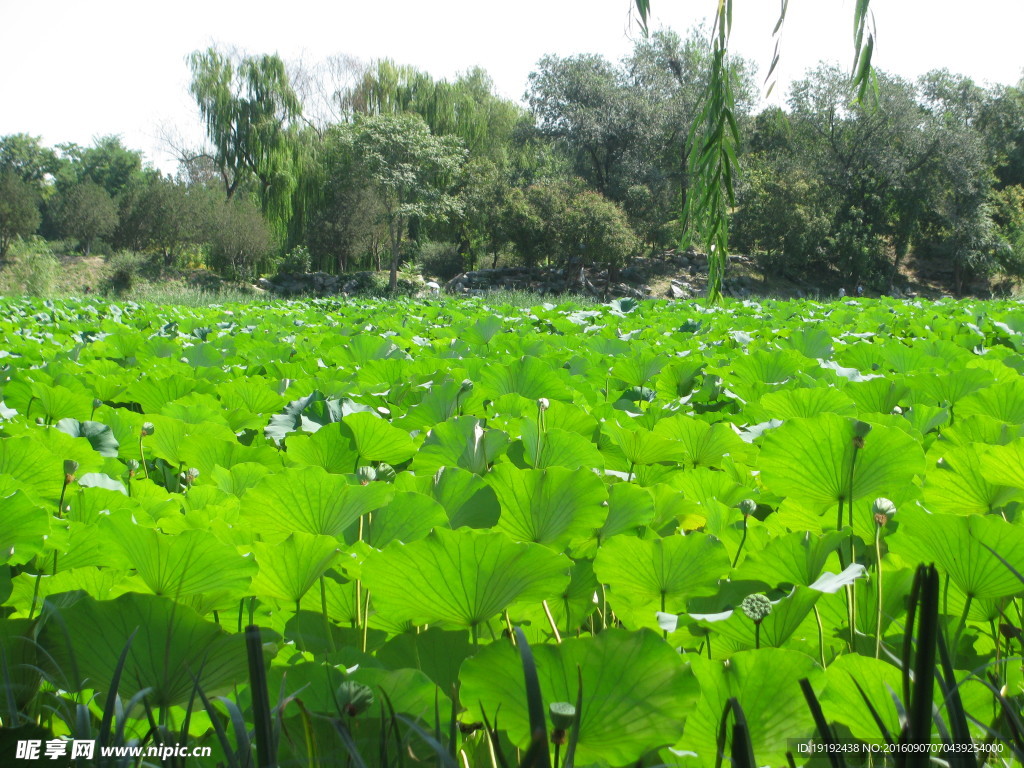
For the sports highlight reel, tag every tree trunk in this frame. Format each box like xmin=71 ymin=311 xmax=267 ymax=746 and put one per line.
xmin=388 ymin=220 xmax=400 ymax=292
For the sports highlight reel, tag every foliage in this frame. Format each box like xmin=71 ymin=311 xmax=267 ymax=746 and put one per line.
xmin=0 ymin=293 xmax=1022 ymax=765
xmin=206 ymin=197 xmax=277 ymax=281
xmin=352 ymin=112 xmax=466 ymax=291
xmin=0 ymin=171 xmax=41 ymax=258
xmin=188 ymin=47 xmax=304 ymax=235
xmin=55 ymin=181 xmax=117 ymax=256
xmin=0 ymin=240 xmax=59 ymax=294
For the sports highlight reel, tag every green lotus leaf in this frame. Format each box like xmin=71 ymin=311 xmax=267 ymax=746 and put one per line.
xmin=599 ymin=483 xmax=655 ymax=540
xmin=844 ymin=377 xmax=911 ymax=415
xmin=265 ymin=390 xmax=376 ymax=443
xmin=910 ymin=367 xmax=994 ymax=408
xmin=610 ymin=353 xmax=669 ymax=389
xmin=209 ymin=462 xmax=271 ymax=496
xmin=460 ymin=628 xmax=696 ymax=767
xmin=361 ymin=527 xmax=569 ymax=630
xmin=0 ymin=491 xmax=50 ymax=566
xmin=29 ymin=382 xmax=93 ymax=423
xmin=759 ymin=413 xmax=924 ymax=510
xmin=394 ymin=465 xmax=500 ymax=529
xmin=343 ymin=411 xmax=416 ymax=464
xmin=243 ymin=466 xmax=392 ymax=542
xmin=593 ymin=532 xmax=730 ymax=615
xmin=819 ymin=653 xmax=904 ymax=742
xmin=179 ymin=436 xmax=282 ymax=479
xmin=486 ymin=463 xmax=607 ymax=548
xmin=978 ymin=438 xmax=1024 ymax=489
xmin=103 ymin=517 xmax=255 ymax=601
xmin=923 ymin=443 xmax=1021 ymax=515
xmin=285 ymin=422 xmax=361 ymax=474
xmin=0 ymin=436 xmax=63 ymax=505
xmin=125 ymin=374 xmax=206 ymax=414
xmin=888 ymin=505 xmax=1024 ymax=599
xmin=652 ymin=413 xmax=754 ymax=468
xmin=734 ymin=530 xmax=847 ymax=588
xmin=54 ymin=419 xmax=119 ymax=457
xmin=251 ymin=532 xmax=340 ymax=605
xmin=353 ymin=491 xmax=447 ymax=548
xmin=517 ymin=421 xmax=605 ymax=470
xmin=679 ymin=649 xmax=823 ymax=766
xmin=376 ymin=627 xmax=474 ymax=694
xmin=958 ymin=378 xmax=1024 ymax=424
xmin=0 ymin=618 xmax=40 ymax=708
xmin=412 ymin=417 xmax=509 ymax=475
xmin=604 ymin=422 xmax=685 ymax=467
xmin=757 ymin=386 xmax=857 ymax=420
xmin=479 ymin=355 xmax=573 ymax=401
xmin=37 ymin=591 xmax=247 ymax=708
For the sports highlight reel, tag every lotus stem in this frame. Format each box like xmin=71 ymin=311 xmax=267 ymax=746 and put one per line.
xmin=542 ymin=600 xmax=562 ymax=644
xmin=950 ymin=593 xmax=973 ymax=668
xmin=321 ymin=576 xmax=335 ymax=655
xmin=814 ymin=605 xmax=827 ymax=669
xmin=874 ymin=526 xmax=884 ymax=659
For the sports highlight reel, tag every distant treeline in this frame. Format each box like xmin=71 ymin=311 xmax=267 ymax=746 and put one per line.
xmin=1 ymin=29 xmax=1022 ymax=293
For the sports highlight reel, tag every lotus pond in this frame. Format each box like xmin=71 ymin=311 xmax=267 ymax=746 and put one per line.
xmin=0 ymin=294 xmax=1022 ymax=767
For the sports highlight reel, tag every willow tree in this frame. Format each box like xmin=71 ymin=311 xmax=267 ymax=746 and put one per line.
xmin=632 ymin=0 xmax=876 ymax=302
xmin=188 ymin=47 xmax=303 ymax=237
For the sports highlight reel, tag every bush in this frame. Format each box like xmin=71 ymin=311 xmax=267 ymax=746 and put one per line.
xmin=417 ymin=241 xmax=463 ymax=280
xmin=102 ymin=251 xmax=150 ymax=295
xmin=1 ymin=238 xmax=59 ymax=295
xmin=207 ymin=199 xmax=277 ymax=282
xmin=0 ymin=171 xmax=42 ymax=258
xmin=277 ymin=244 xmax=312 ymax=275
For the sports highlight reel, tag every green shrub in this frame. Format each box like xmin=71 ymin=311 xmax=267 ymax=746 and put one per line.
xmin=418 ymin=240 xmax=463 ymax=280
xmin=102 ymin=250 xmax=150 ymax=295
xmin=277 ymin=244 xmax=311 ymax=275
xmin=1 ymin=240 xmax=59 ymax=296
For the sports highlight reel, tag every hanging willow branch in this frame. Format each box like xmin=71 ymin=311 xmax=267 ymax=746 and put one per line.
xmin=632 ymin=0 xmax=875 ymax=303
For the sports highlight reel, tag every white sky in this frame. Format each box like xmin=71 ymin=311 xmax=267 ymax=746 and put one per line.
xmin=1 ymin=0 xmax=1022 ymax=174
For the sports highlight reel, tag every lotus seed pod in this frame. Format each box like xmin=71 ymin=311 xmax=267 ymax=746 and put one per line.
xmin=336 ymin=680 xmax=375 ymax=717
xmin=537 ymin=397 xmax=550 ymax=412
xmin=357 ymin=466 xmax=377 ymax=484
xmin=548 ymin=701 xmax=577 ymax=730
xmin=460 ymin=379 xmax=474 ymax=393
xmin=141 ymin=422 xmax=155 ymax=436
xmin=126 ymin=459 xmax=140 ymax=472
xmin=63 ymin=460 xmax=79 ymax=476
xmin=740 ymin=593 xmax=773 ymax=623
xmin=737 ymin=498 xmax=757 ymax=516
xmin=36 ymin=417 xmax=45 ymax=425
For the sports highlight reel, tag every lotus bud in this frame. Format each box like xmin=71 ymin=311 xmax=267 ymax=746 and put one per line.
xmin=852 ymin=420 xmax=871 ymax=449
xmin=537 ymin=397 xmax=550 ymax=412
xmin=126 ymin=458 xmax=139 ymax=478
xmin=740 ymin=593 xmax=772 ymax=623
xmin=460 ymin=379 xmax=474 ymax=393
xmin=63 ymin=459 xmax=79 ymax=484
xmin=336 ymin=680 xmax=374 ymax=717
xmin=872 ymin=497 xmax=896 ymax=527
xmin=141 ymin=422 xmax=155 ymax=436
xmin=36 ymin=417 xmax=44 ymax=425
xmin=357 ymin=466 xmax=377 ymax=485
xmin=549 ymin=701 xmax=576 ymax=745
xmin=737 ymin=498 xmax=757 ymax=517
xmin=92 ymin=397 xmax=103 ymax=410
xmin=892 ymin=405 xmax=903 ymax=415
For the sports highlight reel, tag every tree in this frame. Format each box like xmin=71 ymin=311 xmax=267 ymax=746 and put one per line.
xmin=207 ymin=198 xmax=276 ymax=281
xmin=57 ymin=181 xmax=117 ymax=256
xmin=0 ymin=134 xmax=61 ymax=190
xmin=306 ymin=125 xmax=387 ymax=273
xmin=188 ymin=47 xmax=303 ymax=235
xmin=57 ymin=136 xmax=144 ymax=200
xmin=0 ymin=171 xmax=42 ymax=258
xmin=352 ymin=113 xmax=466 ymax=291
xmin=632 ymin=0 xmax=877 ymax=301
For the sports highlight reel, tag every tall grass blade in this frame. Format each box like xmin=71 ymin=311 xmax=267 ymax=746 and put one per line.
xmin=245 ymin=625 xmax=276 ymax=768
xmin=513 ymin=627 xmax=552 ymax=768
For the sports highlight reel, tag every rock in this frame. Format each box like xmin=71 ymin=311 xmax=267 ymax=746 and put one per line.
xmin=667 ymin=283 xmax=688 ymax=299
